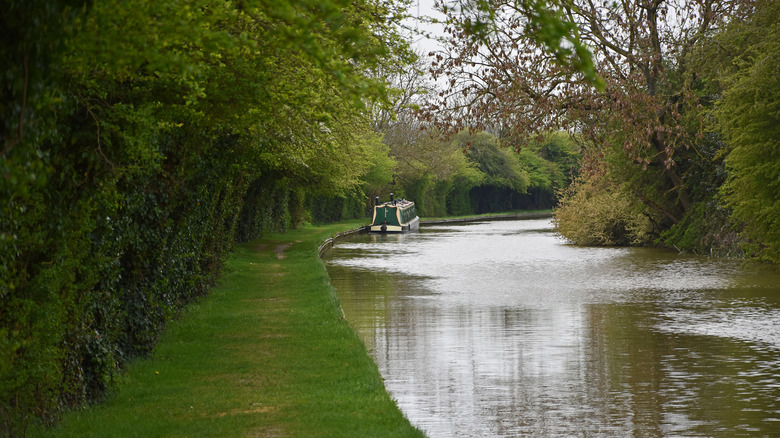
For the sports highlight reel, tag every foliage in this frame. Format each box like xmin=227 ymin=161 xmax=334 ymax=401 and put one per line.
xmin=434 ymin=0 xmax=603 ymax=88
xmin=554 ymin=178 xmax=658 ymax=246
xmin=459 ymin=132 xmax=530 ymax=193
xmin=0 ymin=0 xmax=413 ymax=433
xmin=706 ymin=0 xmax=780 ymax=262
xmin=381 ymin=123 xmax=480 ymax=216
xmin=446 ymin=147 xmax=486 ymax=215
xmin=373 ymin=35 xmax=581 ymax=216
xmin=524 ymin=131 xmax=581 ymax=189
xmin=659 ymin=202 xmax=742 ymax=257
xmin=455 ymin=131 xmax=529 ymax=213
xmin=360 ymin=132 xmax=398 ymax=203
xmin=235 ymin=178 xmax=291 ymax=243
xmin=306 ymin=194 xmax=366 ymax=224
xmin=377 ymin=121 xmax=577 ymax=216
xmin=427 ymin=0 xmax=779 ymax=256
xmin=430 ymin=0 xmax=738 ymax=215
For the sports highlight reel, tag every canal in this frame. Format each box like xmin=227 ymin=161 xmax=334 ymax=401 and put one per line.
xmin=322 ymin=219 xmax=780 ymax=437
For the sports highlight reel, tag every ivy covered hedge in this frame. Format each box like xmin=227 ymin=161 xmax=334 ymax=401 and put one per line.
xmin=0 ymin=0 xmax=412 ymax=434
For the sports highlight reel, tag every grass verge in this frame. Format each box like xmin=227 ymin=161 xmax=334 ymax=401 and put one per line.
xmin=32 ymin=220 xmax=424 ymax=437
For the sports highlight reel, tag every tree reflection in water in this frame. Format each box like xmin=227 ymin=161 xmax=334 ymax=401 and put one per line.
xmin=324 ymin=219 xmax=780 ymax=437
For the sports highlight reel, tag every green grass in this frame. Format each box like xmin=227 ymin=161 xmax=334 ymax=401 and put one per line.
xmin=32 ymin=220 xmax=424 ymax=437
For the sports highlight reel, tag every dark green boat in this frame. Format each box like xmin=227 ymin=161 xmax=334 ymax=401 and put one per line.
xmin=370 ymin=194 xmax=419 ymax=233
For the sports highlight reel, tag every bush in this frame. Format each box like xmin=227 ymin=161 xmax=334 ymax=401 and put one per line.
xmin=554 ymin=181 xmax=659 ymax=246
xmin=306 ymin=194 xmax=366 ymax=224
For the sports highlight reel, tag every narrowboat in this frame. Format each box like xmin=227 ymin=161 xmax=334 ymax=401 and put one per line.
xmin=370 ymin=194 xmax=419 ymax=233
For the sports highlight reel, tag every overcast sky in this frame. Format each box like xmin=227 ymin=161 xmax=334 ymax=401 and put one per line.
xmin=405 ymin=0 xmax=447 ymax=56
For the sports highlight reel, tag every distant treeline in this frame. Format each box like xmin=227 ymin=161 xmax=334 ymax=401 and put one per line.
xmin=380 ymin=130 xmax=580 ymax=217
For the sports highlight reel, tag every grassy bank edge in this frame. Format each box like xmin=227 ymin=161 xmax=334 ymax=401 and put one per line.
xmin=31 ymin=220 xmax=424 ymax=437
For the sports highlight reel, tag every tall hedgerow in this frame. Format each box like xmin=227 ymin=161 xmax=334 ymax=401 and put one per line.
xmin=0 ymin=0 xmax=413 ymax=434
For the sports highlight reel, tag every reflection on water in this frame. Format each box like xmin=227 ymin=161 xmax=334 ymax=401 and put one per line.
xmin=323 ymin=220 xmax=780 ymax=437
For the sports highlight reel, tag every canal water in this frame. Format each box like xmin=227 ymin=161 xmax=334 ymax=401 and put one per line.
xmin=322 ymin=219 xmax=780 ymax=437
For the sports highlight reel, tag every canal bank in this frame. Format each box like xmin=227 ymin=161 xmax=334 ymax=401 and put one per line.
xmin=32 ymin=220 xmax=424 ymax=438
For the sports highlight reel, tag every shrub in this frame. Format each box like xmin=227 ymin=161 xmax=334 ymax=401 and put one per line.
xmin=554 ymin=180 xmax=659 ymax=246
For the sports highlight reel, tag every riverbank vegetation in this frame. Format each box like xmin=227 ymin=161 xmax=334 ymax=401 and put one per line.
xmin=29 ymin=222 xmax=423 ymax=437
xmin=1 ymin=0 xmax=415 ymax=433
xmin=427 ymin=0 xmax=779 ymax=262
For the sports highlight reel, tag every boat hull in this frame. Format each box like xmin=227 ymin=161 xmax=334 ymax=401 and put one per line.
xmin=369 ymin=215 xmax=419 ymax=233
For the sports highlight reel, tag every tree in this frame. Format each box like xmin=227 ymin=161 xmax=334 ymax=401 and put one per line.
xmin=361 ymin=132 xmax=398 ymax=203
xmin=459 ymin=132 xmax=529 ymax=191
xmin=458 ymin=131 xmax=531 ymax=212
xmin=370 ymin=47 xmax=486 ymax=216
xmin=427 ymin=0 xmax=752 ymax=244
xmin=704 ymin=0 xmax=780 ymax=262
xmin=524 ymin=131 xmax=582 ymax=197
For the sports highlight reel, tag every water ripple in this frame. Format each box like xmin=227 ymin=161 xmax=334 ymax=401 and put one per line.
xmin=324 ymin=219 xmax=780 ymax=437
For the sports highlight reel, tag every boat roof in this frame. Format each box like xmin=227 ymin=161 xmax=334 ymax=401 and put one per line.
xmin=378 ymin=199 xmax=413 ymax=207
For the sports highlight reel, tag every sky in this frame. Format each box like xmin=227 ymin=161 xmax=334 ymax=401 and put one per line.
xmin=405 ymin=0 xmax=447 ymax=56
